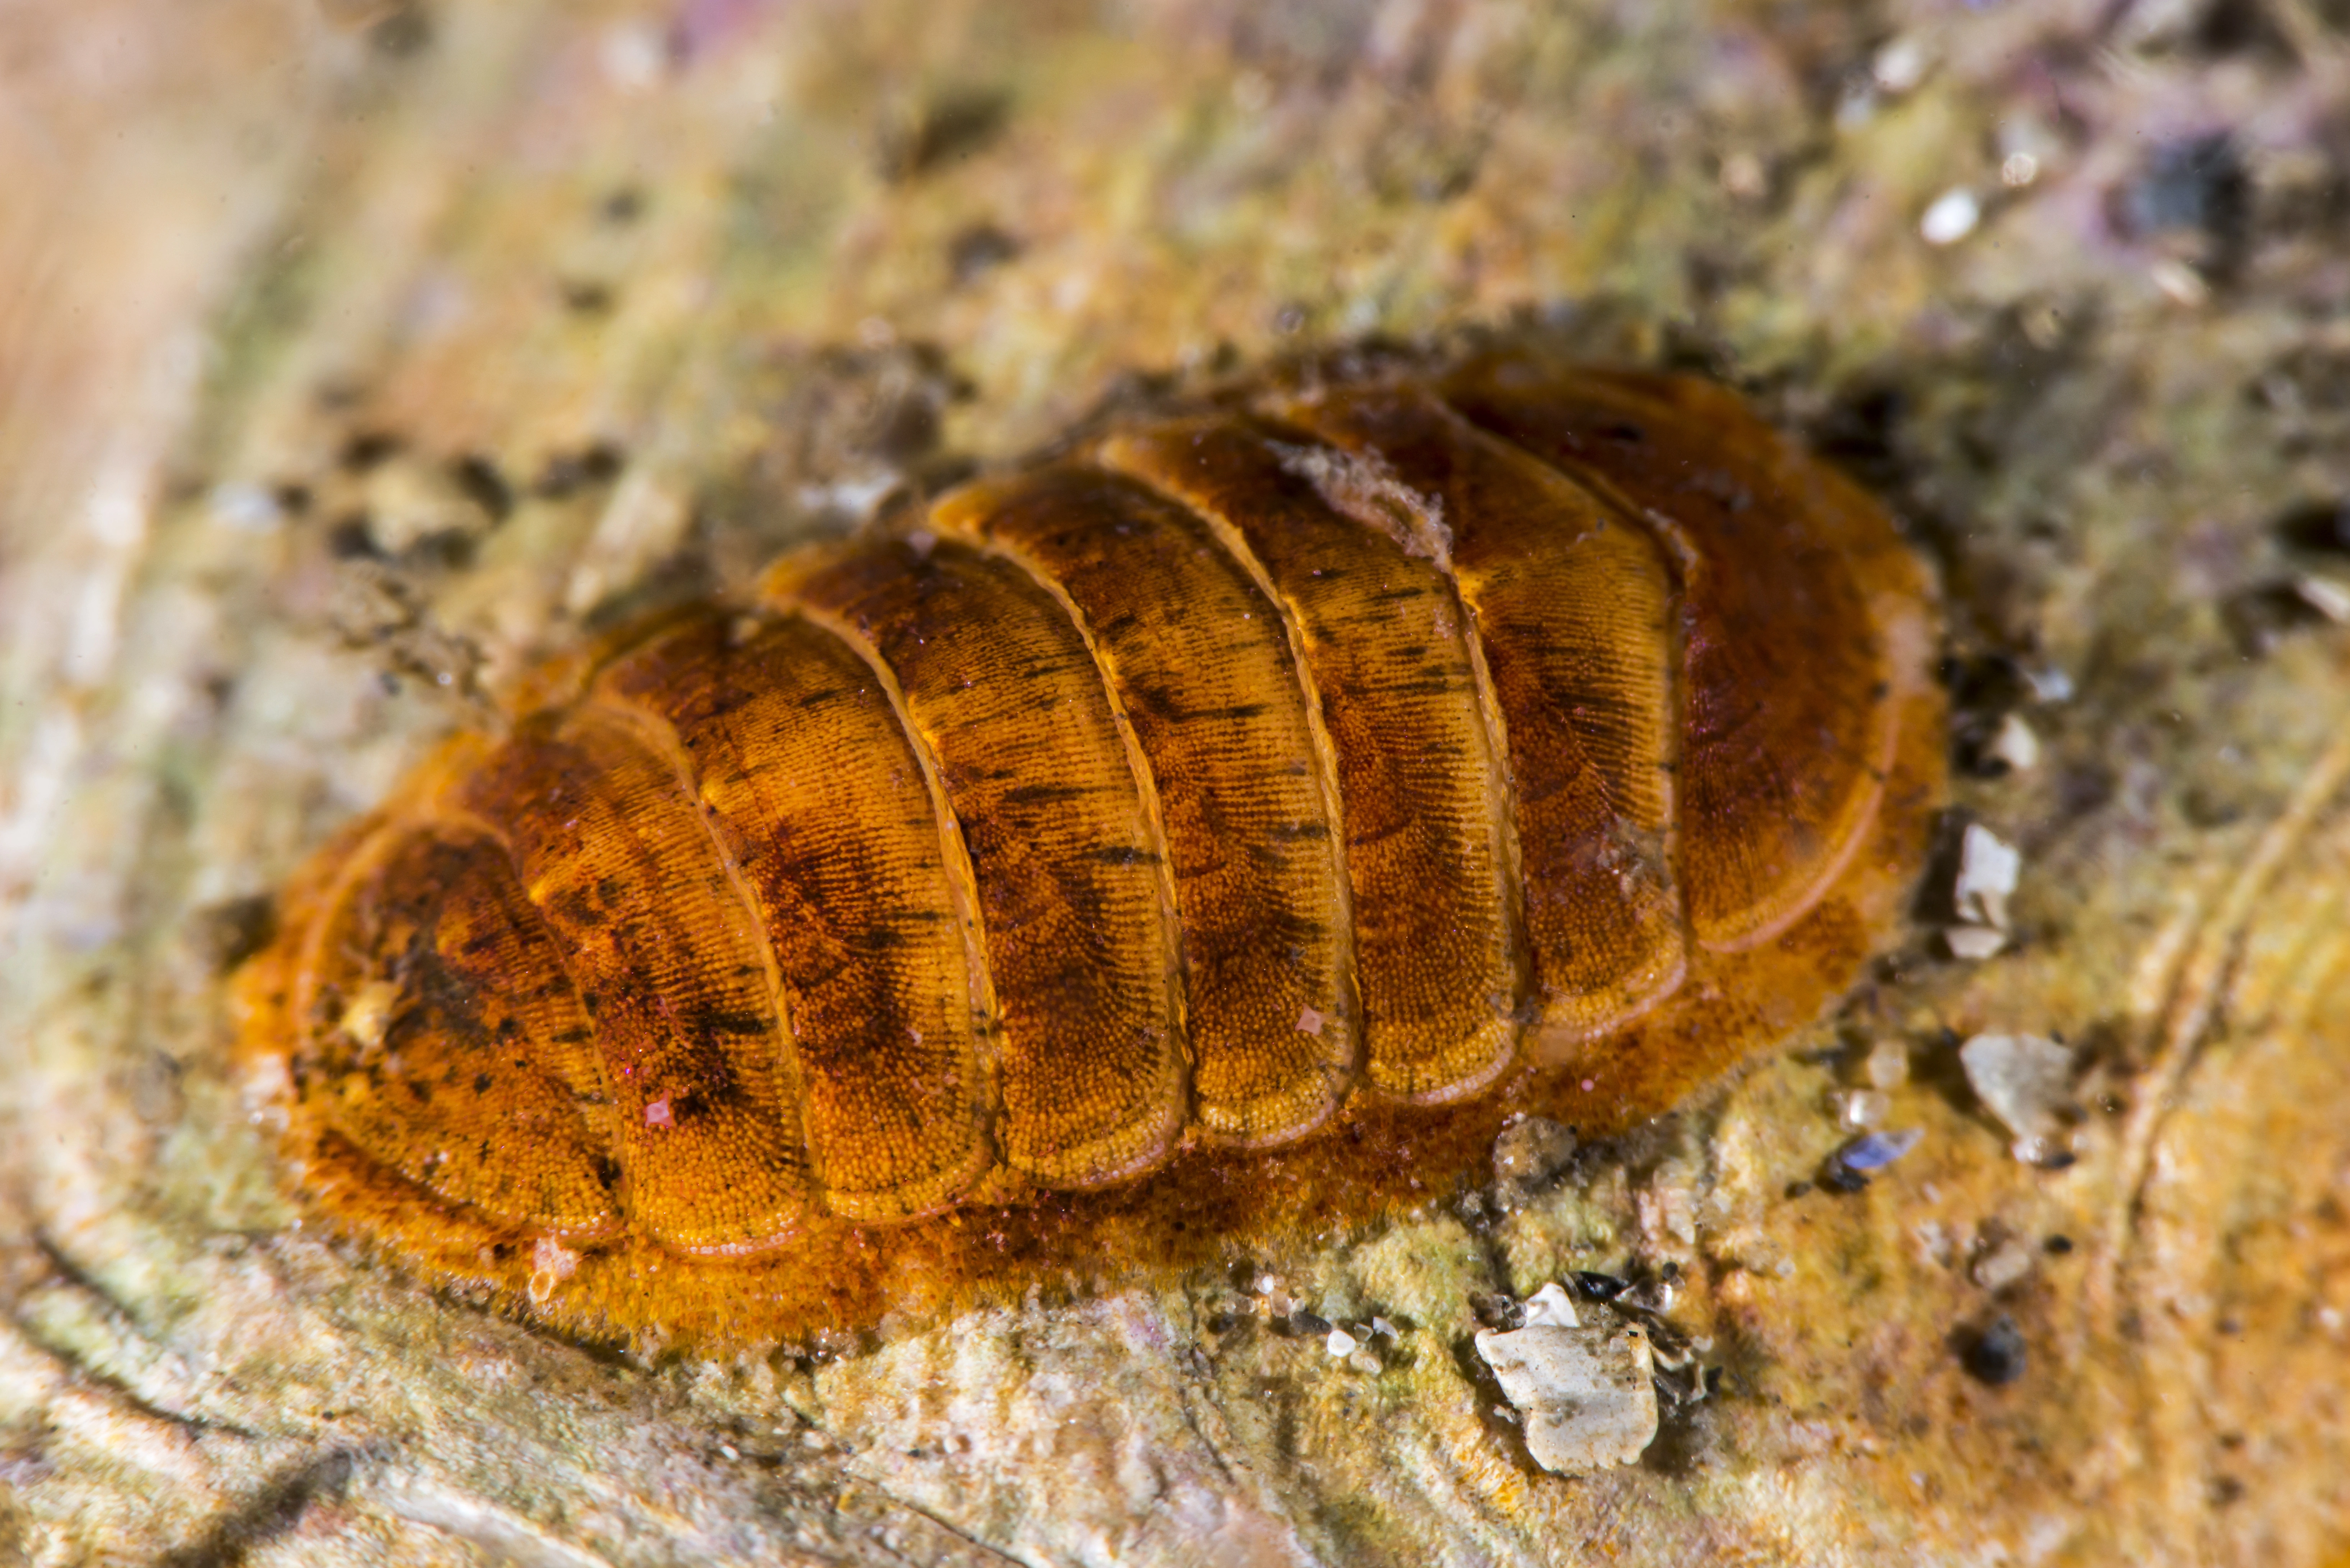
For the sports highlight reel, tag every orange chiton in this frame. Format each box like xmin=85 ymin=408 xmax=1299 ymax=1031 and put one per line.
xmin=236 ymin=353 xmax=1945 ymax=1345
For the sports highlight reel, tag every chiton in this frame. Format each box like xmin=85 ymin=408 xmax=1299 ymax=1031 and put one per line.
xmin=236 ymin=353 xmax=1944 ymax=1345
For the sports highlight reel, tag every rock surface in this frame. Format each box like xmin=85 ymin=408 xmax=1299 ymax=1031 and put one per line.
xmin=5 ymin=1 xmax=2350 ymax=1563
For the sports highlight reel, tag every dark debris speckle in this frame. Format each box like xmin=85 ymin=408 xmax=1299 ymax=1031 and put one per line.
xmin=2276 ymin=497 xmax=2350 ymax=555
xmin=1962 ymin=1313 xmax=2028 ymax=1386
xmin=1820 ymin=1161 xmax=1871 ymax=1196
xmin=1571 ymin=1270 xmax=1630 ymax=1302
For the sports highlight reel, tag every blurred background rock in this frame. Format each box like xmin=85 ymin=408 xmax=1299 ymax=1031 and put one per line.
xmin=3 ymin=2 xmax=2348 ymax=1562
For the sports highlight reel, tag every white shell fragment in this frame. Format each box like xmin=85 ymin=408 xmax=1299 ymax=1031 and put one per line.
xmin=2150 ymin=258 xmax=2211 ymax=309
xmin=1475 ymin=1321 xmax=1658 ymax=1475
xmin=2291 ymin=574 xmax=2350 ymax=624
xmin=1920 ymin=187 xmax=1982 ymax=246
xmin=1871 ymin=35 xmax=1930 ymax=95
xmin=1987 ymin=712 xmax=2041 ymax=773
xmin=1521 ymin=1281 xmax=1580 ymax=1329
xmin=1971 ymin=1234 xmax=2038 ymax=1293
xmin=1944 ymin=822 xmax=2023 ymax=958
xmin=2025 ymin=665 xmax=2074 ymax=703
xmin=1836 ymin=1088 xmax=1890 ymax=1128
xmin=1959 ymin=1032 xmax=2076 ymax=1163
xmin=1953 ymin=824 xmax=2021 ymax=928
xmin=1944 ymin=925 xmax=2009 ymax=960
xmin=207 ymin=480 xmax=284 ymax=533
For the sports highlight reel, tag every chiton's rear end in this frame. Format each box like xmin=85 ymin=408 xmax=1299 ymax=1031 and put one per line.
xmin=237 ymin=353 xmax=1943 ymax=1345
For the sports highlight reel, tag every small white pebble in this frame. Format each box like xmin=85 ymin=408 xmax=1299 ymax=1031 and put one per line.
xmin=1838 ymin=1089 xmax=1891 ymax=1129
xmin=1954 ymin=823 xmax=2022 ymax=930
xmin=208 ymin=481 xmax=283 ymax=533
xmin=1920 ymin=187 xmax=1981 ymax=246
xmin=2026 ymin=666 xmax=2074 ymax=703
xmin=2000 ymin=152 xmax=2040 ymax=188
xmin=2291 ymin=575 xmax=2350 ymax=624
xmin=1871 ymin=36 xmax=1930 ymax=94
xmin=1325 ymin=1326 xmax=1358 ymax=1358
xmin=1865 ymin=1038 xmax=1911 ymax=1092
xmin=1944 ymin=925 xmax=2008 ymax=961
xmin=795 ymin=475 xmax=901 ymax=521
xmin=1347 ymin=1349 xmax=1383 ymax=1375
xmin=2150 ymin=259 xmax=2210 ymax=308
xmin=1971 ymin=1236 xmax=2037 ymax=1293
xmin=1370 ymin=1315 xmax=1400 ymax=1339
xmin=1988 ymin=713 xmax=2041 ymax=774
xmin=1522 ymin=1281 xmax=1580 ymax=1329
xmin=599 ymin=21 xmax=668 ymax=91
xmin=1959 ymin=1032 xmax=2076 ymax=1163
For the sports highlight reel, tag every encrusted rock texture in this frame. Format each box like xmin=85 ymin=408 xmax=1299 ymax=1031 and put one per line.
xmin=3 ymin=1 xmax=2349 ymax=1563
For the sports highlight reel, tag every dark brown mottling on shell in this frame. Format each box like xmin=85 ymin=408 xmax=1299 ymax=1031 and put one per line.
xmin=236 ymin=353 xmax=1944 ymax=1345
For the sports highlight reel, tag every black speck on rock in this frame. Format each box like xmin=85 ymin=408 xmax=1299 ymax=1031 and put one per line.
xmin=1819 ymin=1161 xmax=1870 ymax=1196
xmin=1571 ymin=1270 xmax=1630 ymax=1302
xmin=2277 ymin=496 xmax=2350 ymax=556
xmin=1962 ymin=1313 xmax=2028 ymax=1386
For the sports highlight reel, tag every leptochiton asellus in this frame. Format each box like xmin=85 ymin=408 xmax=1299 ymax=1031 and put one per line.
xmin=237 ymin=353 xmax=1944 ymax=1345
